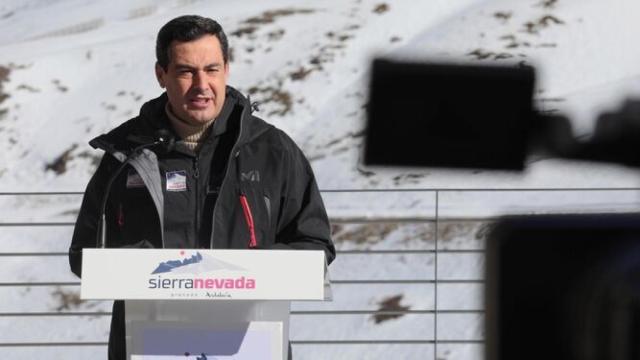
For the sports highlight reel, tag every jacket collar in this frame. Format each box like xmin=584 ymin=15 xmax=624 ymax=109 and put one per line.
xmin=90 ymin=86 xmax=271 ymax=156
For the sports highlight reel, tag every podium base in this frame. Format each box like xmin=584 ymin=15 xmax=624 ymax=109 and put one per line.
xmin=125 ymin=300 xmax=289 ymax=360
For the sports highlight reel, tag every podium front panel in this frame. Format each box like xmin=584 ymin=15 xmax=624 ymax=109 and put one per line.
xmin=125 ymin=300 xmax=289 ymax=359
xmin=81 ymin=249 xmax=325 ymax=300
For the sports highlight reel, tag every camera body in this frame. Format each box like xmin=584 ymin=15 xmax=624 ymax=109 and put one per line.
xmin=364 ymin=59 xmax=640 ymax=360
xmin=487 ymin=214 xmax=640 ymax=360
xmin=365 ymin=59 xmax=535 ymax=170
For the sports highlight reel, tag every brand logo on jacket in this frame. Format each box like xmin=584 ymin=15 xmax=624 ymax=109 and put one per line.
xmin=241 ymin=170 xmax=260 ymax=182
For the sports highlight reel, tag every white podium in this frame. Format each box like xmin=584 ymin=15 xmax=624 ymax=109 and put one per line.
xmin=81 ymin=249 xmax=331 ymax=360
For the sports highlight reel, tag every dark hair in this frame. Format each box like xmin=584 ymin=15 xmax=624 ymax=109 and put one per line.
xmin=155 ymin=15 xmax=229 ymax=70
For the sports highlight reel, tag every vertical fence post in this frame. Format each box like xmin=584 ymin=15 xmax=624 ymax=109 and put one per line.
xmin=434 ymin=190 xmax=439 ymax=360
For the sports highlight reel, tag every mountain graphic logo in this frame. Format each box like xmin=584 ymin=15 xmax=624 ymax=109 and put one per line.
xmin=151 ymin=251 xmax=245 ymax=275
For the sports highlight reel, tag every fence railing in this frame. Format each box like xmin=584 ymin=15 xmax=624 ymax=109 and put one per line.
xmin=0 ymin=188 xmax=638 ymax=359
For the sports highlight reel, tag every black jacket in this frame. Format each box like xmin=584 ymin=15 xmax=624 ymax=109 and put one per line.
xmin=69 ymin=86 xmax=335 ymax=358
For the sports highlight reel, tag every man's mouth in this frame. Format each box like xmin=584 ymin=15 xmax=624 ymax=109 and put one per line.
xmin=188 ymin=97 xmax=211 ymax=109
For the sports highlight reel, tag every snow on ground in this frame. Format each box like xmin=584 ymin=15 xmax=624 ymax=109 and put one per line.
xmin=0 ymin=0 xmax=483 ymax=192
xmin=1 ymin=0 xmax=640 ymax=359
xmin=310 ymin=0 xmax=640 ymax=190
xmin=2 ymin=0 xmax=638 ymax=193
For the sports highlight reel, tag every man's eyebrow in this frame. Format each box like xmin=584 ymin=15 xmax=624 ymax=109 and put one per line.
xmin=204 ymin=62 xmax=223 ymax=68
xmin=174 ymin=63 xmax=223 ymax=70
xmin=173 ymin=63 xmax=196 ymax=71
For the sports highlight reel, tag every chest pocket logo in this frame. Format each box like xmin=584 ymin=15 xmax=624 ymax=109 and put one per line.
xmin=166 ymin=170 xmax=187 ymax=192
xmin=126 ymin=169 xmax=145 ymax=189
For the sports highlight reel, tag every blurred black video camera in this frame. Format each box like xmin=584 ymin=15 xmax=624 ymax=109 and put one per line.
xmin=364 ymin=58 xmax=640 ymax=169
xmin=364 ymin=59 xmax=640 ymax=360
xmin=364 ymin=59 xmax=535 ymax=170
xmin=487 ymin=214 xmax=640 ymax=360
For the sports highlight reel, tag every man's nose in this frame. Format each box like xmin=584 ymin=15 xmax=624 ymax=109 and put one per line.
xmin=192 ymin=71 xmax=207 ymax=90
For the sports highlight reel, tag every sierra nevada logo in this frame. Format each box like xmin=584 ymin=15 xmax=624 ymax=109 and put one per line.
xmin=152 ymin=252 xmax=203 ymax=274
xmin=148 ymin=251 xmax=256 ymax=290
xmin=151 ymin=251 xmax=245 ymax=274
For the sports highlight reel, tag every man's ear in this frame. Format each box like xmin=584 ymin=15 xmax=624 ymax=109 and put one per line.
xmin=155 ymin=63 xmax=166 ymax=88
xmin=224 ymin=62 xmax=230 ymax=81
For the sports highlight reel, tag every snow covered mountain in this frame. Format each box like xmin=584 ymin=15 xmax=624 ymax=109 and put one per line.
xmin=1 ymin=0 xmax=639 ymax=192
xmin=1 ymin=0 xmax=639 ymax=359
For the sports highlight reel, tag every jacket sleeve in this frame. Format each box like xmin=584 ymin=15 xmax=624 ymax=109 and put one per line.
xmin=272 ymin=136 xmax=336 ymax=265
xmin=68 ymin=154 xmax=115 ymax=278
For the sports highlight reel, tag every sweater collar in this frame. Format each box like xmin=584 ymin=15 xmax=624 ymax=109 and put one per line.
xmin=164 ymin=95 xmax=235 ymax=151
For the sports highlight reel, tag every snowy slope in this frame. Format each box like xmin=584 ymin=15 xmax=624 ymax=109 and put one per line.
xmin=309 ymin=0 xmax=640 ymax=189
xmin=0 ymin=0 xmax=482 ymax=191
xmin=1 ymin=0 xmax=640 ymax=359
xmin=2 ymin=0 xmax=639 ymax=192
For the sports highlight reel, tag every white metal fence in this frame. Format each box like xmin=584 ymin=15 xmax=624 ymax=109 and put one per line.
xmin=1 ymin=188 xmax=638 ymax=359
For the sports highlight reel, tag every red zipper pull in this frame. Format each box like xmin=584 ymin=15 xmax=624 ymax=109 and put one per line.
xmin=117 ymin=203 xmax=125 ymax=229
xmin=239 ymin=195 xmax=258 ymax=248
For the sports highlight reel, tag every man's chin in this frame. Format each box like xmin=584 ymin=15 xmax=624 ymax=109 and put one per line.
xmin=182 ymin=110 xmax=216 ymax=126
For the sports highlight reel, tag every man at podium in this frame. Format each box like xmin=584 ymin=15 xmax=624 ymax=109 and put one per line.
xmin=68 ymin=15 xmax=335 ymax=359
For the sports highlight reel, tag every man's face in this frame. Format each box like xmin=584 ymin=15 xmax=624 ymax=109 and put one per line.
xmin=155 ymin=34 xmax=229 ymax=125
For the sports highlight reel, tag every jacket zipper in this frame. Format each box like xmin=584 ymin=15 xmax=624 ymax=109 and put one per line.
xmin=239 ymin=194 xmax=258 ymax=248
xmin=209 ymin=102 xmax=248 ymax=249
xmin=209 ymin=150 xmax=238 ymax=249
xmin=193 ymin=156 xmax=200 ymax=248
